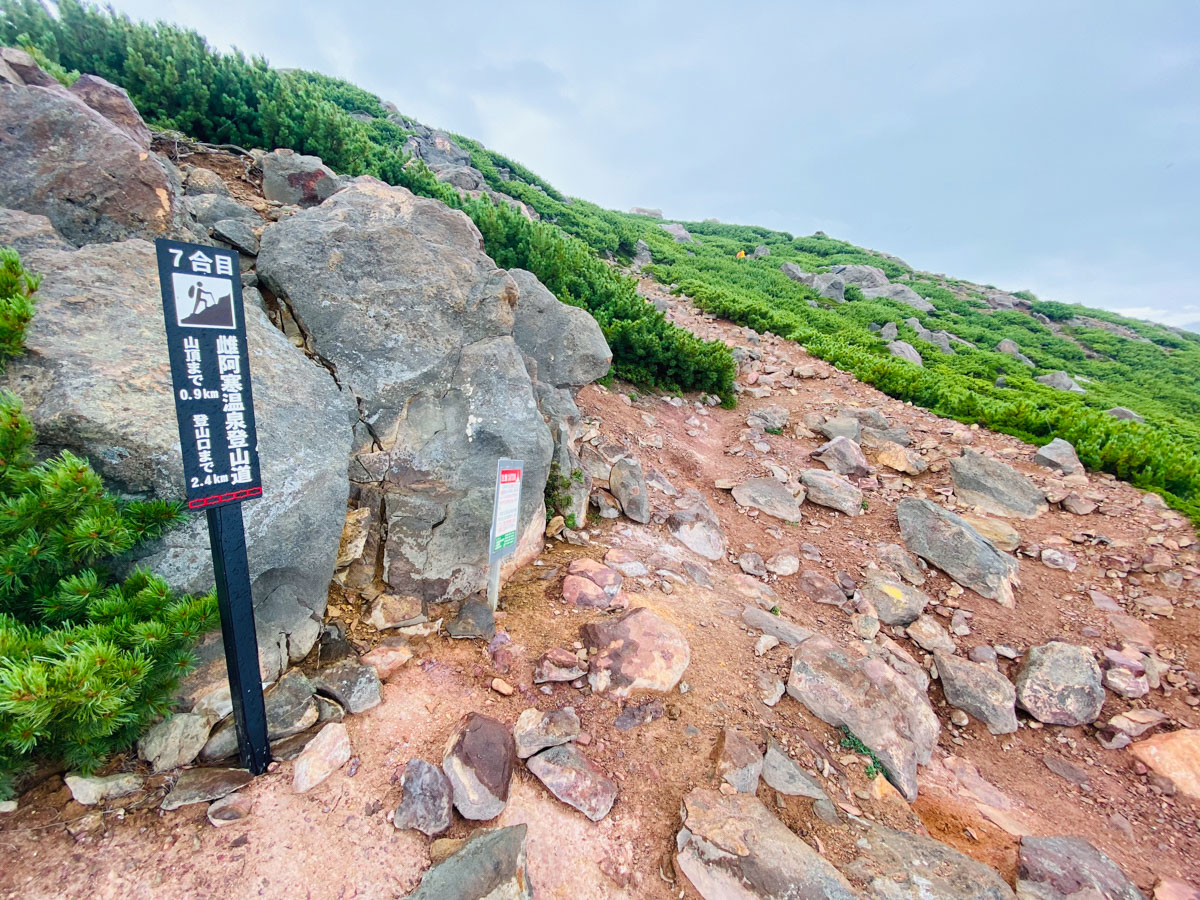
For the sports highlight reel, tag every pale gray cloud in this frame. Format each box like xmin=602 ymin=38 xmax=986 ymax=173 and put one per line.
xmin=105 ymin=0 xmax=1200 ymax=326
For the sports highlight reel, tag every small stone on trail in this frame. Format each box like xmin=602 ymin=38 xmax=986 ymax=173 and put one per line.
xmin=731 ymin=477 xmax=805 ymax=521
xmin=935 ymin=651 xmax=1018 ymax=734
xmin=207 ymin=792 xmax=253 ymax=827
xmin=514 ymin=706 xmax=581 ymax=758
xmin=1014 ymin=642 xmax=1104 ymax=726
xmin=293 ymin=722 xmax=353 ymax=793
xmin=313 ymin=658 xmax=382 ymax=714
xmin=755 ymin=634 xmax=780 ymax=656
xmin=1129 ymin=729 xmax=1200 ymax=803
xmin=442 ymin=712 xmax=516 ymax=820
xmin=766 ymin=551 xmax=800 ymax=576
xmin=811 ymin=435 xmax=871 ymax=477
xmin=404 ymin=824 xmax=533 ymax=900
xmin=761 ymin=740 xmax=829 ymax=801
xmin=66 ymin=772 xmax=144 ymax=807
xmin=162 ymin=768 xmax=252 ymax=811
xmin=360 ymin=636 xmax=413 ymax=679
xmin=446 ymin=599 xmax=496 ymax=640
xmin=392 ymin=758 xmax=453 ymax=837
xmin=491 ymin=678 xmax=514 ymax=696
xmin=712 ymin=727 xmax=763 ymax=794
xmin=526 ymin=743 xmax=618 ymax=821
xmin=534 ymin=647 xmax=586 ymax=683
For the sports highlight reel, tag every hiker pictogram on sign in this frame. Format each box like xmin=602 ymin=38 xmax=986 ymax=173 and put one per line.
xmin=172 ymin=273 xmax=237 ymax=330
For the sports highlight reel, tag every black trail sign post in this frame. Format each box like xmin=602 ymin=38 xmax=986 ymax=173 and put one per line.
xmin=155 ymin=238 xmax=270 ymax=775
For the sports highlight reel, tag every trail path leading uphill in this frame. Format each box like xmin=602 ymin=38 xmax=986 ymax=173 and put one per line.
xmin=3 ymin=181 xmax=1200 ymax=898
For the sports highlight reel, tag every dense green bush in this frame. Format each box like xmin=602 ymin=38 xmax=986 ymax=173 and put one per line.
xmin=0 ymin=250 xmax=214 ymax=798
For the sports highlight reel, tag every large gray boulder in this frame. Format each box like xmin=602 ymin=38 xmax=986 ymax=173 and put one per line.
xmin=732 ymin=477 xmax=804 ymax=521
xmin=1036 ymin=370 xmax=1086 ymax=394
xmin=862 ymin=283 xmax=935 ymax=312
xmin=660 ymin=222 xmax=693 ymax=243
xmin=831 ymin=263 xmax=889 ymax=289
xmin=402 ymin=128 xmax=472 ymax=169
xmin=509 ymin=269 xmax=610 ymax=387
xmin=950 ymin=449 xmax=1048 ymax=519
xmin=887 ymin=340 xmax=923 ymax=366
xmin=787 ymin=635 xmax=940 ymax=801
xmin=258 ymin=181 xmax=553 ymax=608
xmin=0 ymin=71 xmax=188 ymax=246
xmin=0 ymin=240 xmax=355 ymax=637
xmin=934 ymin=651 xmax=1018 ymax=734
xmin=67 ymin=73 xmax=151 ymax=148
xmin=800 ymin=468 xmax=863 ymax=517
xmin=1033 ymin=438 xmax=1083 ymax=475
xmin=676 ymin=788 xmax=860 ymax=899
xmin=897 ymin=499 xmax=1020 ymax=607
xmin=845 ymin=822 xmax=1016 ymax=899
xmin=779 ymin=263 xmax=845 ymax=302
xmin=0 ymin=208 xmax=70 ymax=253
xmin=996 ymin=338 xmax=1034 ymax=366
xmin=259 ymin=149 xmax=341 ymax=207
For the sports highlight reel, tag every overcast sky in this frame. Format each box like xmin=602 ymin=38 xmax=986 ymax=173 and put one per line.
xmin=110 ymin=0 xmax=1200 ymax=329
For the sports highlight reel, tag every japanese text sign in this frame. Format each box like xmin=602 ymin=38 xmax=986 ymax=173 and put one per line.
xmin=156 ymin=239 xmax=263 ymax=511
xmin=489 ymin=459 xmax=523 ymax=562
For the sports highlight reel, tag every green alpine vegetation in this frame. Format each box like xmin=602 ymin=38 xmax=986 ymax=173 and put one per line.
xmin=0 ymin=249 xmax=216 ymax=798
xmin=3 ymin=0 xmax=1199 ymax=520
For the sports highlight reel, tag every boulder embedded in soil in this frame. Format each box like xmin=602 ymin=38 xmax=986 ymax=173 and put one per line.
xmin=404 ymin=824 xmax=533 ymax=900
xmin=800 ymin=468 xmax=864 ymax=516
xmin=787 ymin=635 xmax=939 ymax=801
xmin=675 ymin=788 xmax=860 ymax=900
xmin=811 ymin=435 xmax=871 ymax=477
xmin=313 ymin=658 xmax=383 ymax=714
xmin=392 ymin=758 xmax=453 ymax=836
xmin=761 ymin=740 xmax=830 ymax=801
xmin=897 ymin=499 xmax=1020 ymax=607
xmin=934 ymin=651 xmax=1018 ymax=734
xmin=1014 ymin=642 xmax=1105 ymax=726
xmin=888 ymin=340 xmax=924 ymax=365
xmin=513 ymin=706 xmax=581 ymax=758
xmin=1034 ymin=438 xmax=1083 ymax=475
xmin=1128 ymin=729 xmax=1200 ymax=803
xmin=442 ymin=712 xmax=516 ymax=820
xmin=360 ymin=636 xmax=414 ymax=679
xmin=711 ymin=728 xmax=763 ymax=794
xmin=526 ymin=743 xmax=618 ymax=821
xmin=731 ymin=477 xmax=804 ymax=521
xmin=138 ymin=712 xmax=217 ymax=774
xmin=950 ymin=449 xmax=1048 ymax=519
xmin=161 ymin=768 xmax=252 ymax=811
xmin=845 ymin=821 xmax=1016 ymax=899
xmin=862 ymin=574 xmax=929 ymax=625
xmin=65 ymin=772 xmax=144 ymax=806
xmin=1016 ymin=835 xmax=1144 ymax=900
xmin=742 ymin=606 xmax=814 ymax=646
xmin=582 ymin=607 xmax=690 ymax=697
xmin=666 ymin=493 xmax=727 ymax=560
xmin=609 ymin=457 xmax=650 ymax=523
xmin=1036 ymin=371 xmax=1086 ymax=394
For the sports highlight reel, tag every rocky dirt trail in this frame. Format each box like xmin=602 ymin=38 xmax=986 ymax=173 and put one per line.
xmin=2 ymin=141 xmax=1200 ymax=898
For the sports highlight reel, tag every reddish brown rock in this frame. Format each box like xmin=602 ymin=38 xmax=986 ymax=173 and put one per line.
xmin=582 ymin=607 xmax=690 ymax=698
xmin=562 ymin=574 xmax=613 ymax=608
xmin=526 ymin=744 xmax=618 ymax=821
xmin=533 ymin=647 xmax=586 ymax=683
xmin=293 ymin=723 xmax=352 ymax=793
xmin=361 ymin=636 xmax=414 ymax=679
xmin=68 ymin=74 xmax=151 ymax=148
xmin=712 ymin=728 xmax=763 ymax=793
xmin=567 ymin=557 xmax=622 ymax=594
xmin=442 ymin=712 xmax=515 ymax=820
xmin=1130 ymin=729 xmax=1200 ymax=803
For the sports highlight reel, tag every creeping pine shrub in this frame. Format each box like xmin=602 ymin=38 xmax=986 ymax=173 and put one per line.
xmin=0 ymin=249 xmax=215 ymax=798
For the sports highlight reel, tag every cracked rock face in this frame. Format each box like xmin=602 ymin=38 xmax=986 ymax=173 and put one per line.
xmin=258 ymin=180 xmax=553 ymax=608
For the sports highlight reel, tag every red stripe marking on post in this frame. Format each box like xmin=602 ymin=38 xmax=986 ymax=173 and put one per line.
xmin=187 ymin=486 xmax=263 ymax=509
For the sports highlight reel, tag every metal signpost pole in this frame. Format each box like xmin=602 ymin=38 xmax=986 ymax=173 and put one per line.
xmin=155 ymin=238 xmax=270 ymax=775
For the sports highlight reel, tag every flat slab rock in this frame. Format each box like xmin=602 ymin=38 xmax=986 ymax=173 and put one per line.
xmin=1017 ymin=835 xmax=1144 ymax=900
xmin=582 ymin=607 xmax=690 ymax=698
xmin=787 ymin=635 xmax=939 ymax=801
xmin=676 ymin=788 xmax=860 ymax=900
xmin=514 ymin=706 xmax=581 ymax=758
xmin=161 ymin=767 xmax=252 ymax=811
xmin=731 ymin=477 xmax=804 ymax=522
xmin=898 ymin=498 xmax=1020 ymax=607
xmin=404 ymin=824 xmax=533 ymax=900
xmin=313 ymin=658 xmax=383 ymax=714
xmin=525 ymin=743 xmax=618 ymax=821
xmin=1129 ymin=729 xmax=1200 ymax=803
xmin=442 ymin=712 xmax=516 ymax=820
xmin=846 ymin=821 xmax=1015 ymax=898
xmin=950 ymin=449 xmax=1048 ymax=520
xmin=293 ymin=722 xmax=352 ymax=793
xmin=666 ymin=493 xmax=727 ymax=561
